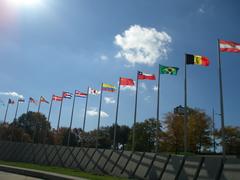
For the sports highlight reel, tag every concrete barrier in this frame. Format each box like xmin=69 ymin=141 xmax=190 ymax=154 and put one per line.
xmin=0 ymin=141 xmax=240 ymax=180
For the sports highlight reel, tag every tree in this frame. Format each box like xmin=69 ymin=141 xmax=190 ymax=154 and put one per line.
xmin=162 ymin=108 xmax=212 ymax=153
xmin=216 ymin=126 xmax=240 ymax=154
xmin=127 ymin=118 xmax=160 ymax=152
xmin=14 ymin=111 xmax=51 ymax=143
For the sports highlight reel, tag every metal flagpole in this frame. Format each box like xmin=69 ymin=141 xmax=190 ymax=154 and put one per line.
xmin=3 ymin=100 xmax=10 ymax=124
xmin=212 ymin=108 xmax=216 ymax=153
xmin=26 ymin=98 xmax=31 ymax=113
xmin=96 ymin=83 xmax=103 ymax=148
xmin=132 ymin=72 xmax=139 ymax=152
xmin=14 ymin=100 xmax=20 ymax=121
xmin=217 ymin=39 xmax=226 ymax=158
xmin=83 ymin=87 xmax=89 ymax=132
xmin=44 ymin=96 xmax=53 ymax=144
xmin=67 ymin=91 xmax=76 ymax=147
xmin=113 ymin=78 xmax=121 ymax=150
xmin=57 ymin=92 xmax=64 ymax=131
xmin=184 ymin=55 xmax=188 ymax=153
xmin=155 ymin=65 xmax=161 ymax=152
xmin=37 ymin=97 xmax=42 ymax=113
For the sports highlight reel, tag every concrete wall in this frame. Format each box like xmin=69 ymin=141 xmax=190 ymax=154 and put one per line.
xmin=0 ymin=141 xmax=239 ymax=180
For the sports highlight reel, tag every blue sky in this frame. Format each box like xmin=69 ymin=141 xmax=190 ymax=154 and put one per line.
xmin=0 ymin=0 xmax=239 ymax=131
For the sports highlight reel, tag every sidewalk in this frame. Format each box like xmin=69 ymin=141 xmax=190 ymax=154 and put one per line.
xmin=0 ymin=164 xmax=87 ymax=180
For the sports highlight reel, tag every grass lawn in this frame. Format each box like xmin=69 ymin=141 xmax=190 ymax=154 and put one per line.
xmin=0 ymin=160 xmax=127 ymax=180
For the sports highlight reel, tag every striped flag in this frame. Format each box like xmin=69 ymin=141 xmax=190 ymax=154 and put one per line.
xmin=63 ymin=92 xmax=73 ymax=99
xmin=102 ymin=83 xmax=116 ymax=92
xmin=75 ymin=90 xmax=88 ymax=98
xmin=29 ymin=97 xmax=37 ymax=105
xmin=52 ymin=95 xmax=63 ymax=101
xmin=138 ymin=71 xmax=156 ymax=80
xmin=220 ymin=40 xmax=240 ymax=53
xmin=40 ymin=96 xmax=49 ymax=104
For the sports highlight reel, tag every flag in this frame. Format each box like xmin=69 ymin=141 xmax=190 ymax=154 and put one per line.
xmin=138 ymin=71 xmax=156 ymax=80
xmin=75 ymin=90 xmax=88 ymax=98
xmin=102 ymin=83 xmax=116 ymax=92
xmin=40 ymin=96 xmax=49 ymax=104
xmin=186 ymin=54 xmax=210 ymax=66
xmin=29 ymin=97 xmax=37 ymax=105
xmin=18 ymin=99 xmax=25 ymax=103
xmin=89 ymin=88 xmax=101 ymax=95
xmin=52 ymin=95 xmax=63 ymax=101
xmin=160 ymin=65 xmax=179 ymax=75
xmin=120 ymin=77 xmax=135 ymax=86
xmin=63 ymin=92 xmax=72 ymax=99
xmin=8 ymin=99 xmax=14 ymax=104
xmin=219 ymin=40 xmax=240 ymax=53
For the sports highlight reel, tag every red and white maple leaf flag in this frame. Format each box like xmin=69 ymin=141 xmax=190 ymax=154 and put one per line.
xmin=137 ymin=71 xmax=156 ymax=80
xmin=219 ymin=40 xmax=240 ymax=53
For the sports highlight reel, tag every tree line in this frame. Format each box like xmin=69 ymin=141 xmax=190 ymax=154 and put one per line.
xmin=0 ymin=107 xmax=239 ymax=154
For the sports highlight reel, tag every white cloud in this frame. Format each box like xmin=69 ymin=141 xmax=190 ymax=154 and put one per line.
xmin=87 ymin=108 xmax=109 ymax=118
xmin=140 ymin=82 xmax=147 ymax=90
xmin=198 ymin=8 xmax=205 ymax=14
xmin=0 ymin=92 xmax=24 ymax=99
xmin=114 ymin=25 xmax=171 ymax=66
xmin=104 ymin=97 xmax=116 ymax=104
xmin=144 ymin=96 xmax=151 ymax=102
xmin=100 ymin=55 xmax=108 ymax=61
xmin=120 ymin=85 xmax=136 ymax=91
xmin=153 ymin=85 xmax=158 ymax=92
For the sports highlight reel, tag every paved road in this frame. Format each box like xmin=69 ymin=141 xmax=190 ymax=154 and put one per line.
xmin=0 ymin=171 xmax=43 ymax=180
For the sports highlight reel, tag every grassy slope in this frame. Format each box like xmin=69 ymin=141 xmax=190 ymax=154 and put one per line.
xmin=0 ymin=160 xmax=127 ymax=180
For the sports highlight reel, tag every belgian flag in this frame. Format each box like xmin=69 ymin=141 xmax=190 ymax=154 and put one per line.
xmin=186 ymin=54 xmax=210 ymax=66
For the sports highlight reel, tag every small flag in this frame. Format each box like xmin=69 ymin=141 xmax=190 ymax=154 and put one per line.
xmin=75 ymin=90 xmax=88 ymax=98
xmin=186 ymin=54 xmax=210 ymax=66
xmin=138 ymin=71 xmax=156 ymax=80
xmin=29 ymin=97 xmax=37 ymax=105
xmin=89 ymin=88 xmax=101 ymax=95
xmin=219 ymin=40 xmax=240 ymax=53
xmin=52 ymin=95 xmax=63 ymax=101
xmin=18 ymin=98 xmax=25 ymax=103
xmin=160 ymin=65 xmax=179 ymax=75
xmin=63 ymin=92 xmax=73 ymax=99
xmin=102 ymin=83 xmax=116 ymax=92
xmin=40 ymin=96 xmax=49 ymax=104
xmin=120 ymin=78 xmax=135 ymax=86
xmin=8 ymin=99 xmax=14 ymax=104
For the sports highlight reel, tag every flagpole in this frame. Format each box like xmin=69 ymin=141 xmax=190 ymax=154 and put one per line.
xmin=217 ymin=39 xmax=226 ymax=158
xmin=26 ymin=98 xmax=31 ymax=113
xmin=57 ymin=92 xmax=64 ymax=131
xmin=67 ymin=91 xmax=76 ymax=147
xmin=83 ymin=87 xmax=89 ymax=132
xmin=113 ymin=78 xmax=121 ymax=150
xmin=47 ymin=96 xmax=53 ymax=122
xmin=14 ymin=100 xmax=20 ymax=121
xmin=212 ymin=108 xmax=216 ymax=153
xmin=37 ymin=97 xmax=42 ymax=113
xmin=44 ymin=96 xmax=53 ymax=144
xmin=132 ymin=72 xmax=139 ymax=152
xmin=96 ymin=83 xmax=103 ymax=148
xmin=3 ymin=100 xmax=10 ymax=124
xmin=156 ymin=65 xmax=161 ymax=152
xmin=184 ymin=55 xmax=188 ymax=153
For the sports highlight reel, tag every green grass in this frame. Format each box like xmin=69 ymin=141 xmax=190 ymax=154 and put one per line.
xmin=0 ymin=160 xmax=127 ymax=180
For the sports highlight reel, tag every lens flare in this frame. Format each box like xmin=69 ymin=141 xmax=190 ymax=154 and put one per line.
xmin=7 ymin=0 xmax=42 ymax=8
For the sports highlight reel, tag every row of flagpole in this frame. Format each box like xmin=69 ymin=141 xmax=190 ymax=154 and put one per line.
xmin=1 ymin=39 xmax=240 ymax=157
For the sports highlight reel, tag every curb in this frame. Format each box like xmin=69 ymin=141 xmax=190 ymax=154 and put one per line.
xmin=0 ymin=164 xmax=86 ymax=180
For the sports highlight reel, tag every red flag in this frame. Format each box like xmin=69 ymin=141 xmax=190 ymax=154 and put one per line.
xmin=52 ymin=95 xmax=63 ymax=101
xmin=29 ymin=97 xmax=37 ymax=105
xmin=120 ymin=77 xmax=135 ymax=86
xmin=220 ymin=40 xmax=240 ymax=53
xmin=137 ymin=71 xmax=156 ymax=80
xmin=75 ymin=90 xmax=88 ymax=98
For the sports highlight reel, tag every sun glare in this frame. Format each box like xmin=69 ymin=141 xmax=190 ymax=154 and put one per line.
xmin=7 ymin=0 xmax=42 ymax=8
